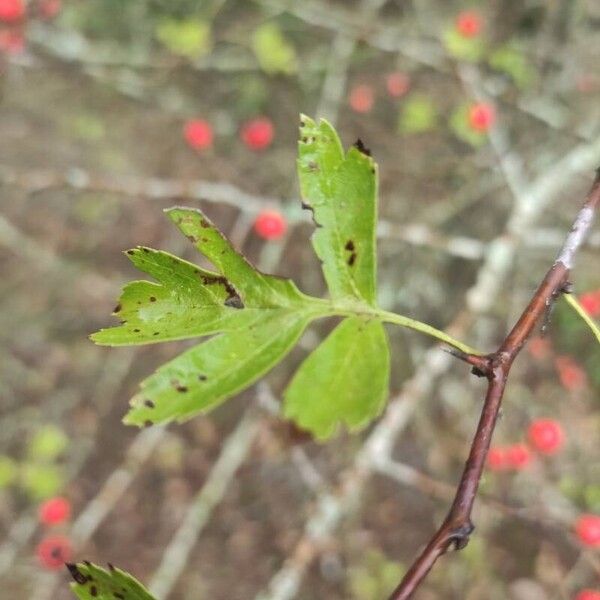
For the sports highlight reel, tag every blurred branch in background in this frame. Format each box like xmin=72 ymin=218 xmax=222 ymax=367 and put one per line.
xmin=0 ymin=1 xmax=599 ymax=599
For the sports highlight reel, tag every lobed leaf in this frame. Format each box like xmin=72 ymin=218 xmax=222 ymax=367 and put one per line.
xmin=91 ymin=247 xmax=256 ymax=346
xmin=125 ymin=310 xmax=314 ymax=426
xmin=298 ymin=116 xmax=378 ymax=306
xmin=91 ymin=114 xmax=477 ymax=438
xmin=68 ymin=562 xmax=155 ymax=600
xmin=284 ymin=316 xmax=390 ymax=439
xmin=166 ymin=207 xmax=306 ymax=307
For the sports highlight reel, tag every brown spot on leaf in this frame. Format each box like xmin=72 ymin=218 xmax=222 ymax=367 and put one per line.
xmin=90 ymin=585 xmax=98 ymax=597
xmin=113 ymin=304 xmax=122 ymax=313
xmin=144 ymin=400 xmax=155 ymax=408
xmin=354 ymin=138 xmax=372 ymax=156
xmin=133 ymin=328 xmax=140 ymax=333
xmin=345 ymin=240 xmax=355 ymax=251
xmin=126 ymin=250 xmax=135 ymax=255
xmin=144 ymin=420 xmax=153 ymax=428
xmin=200 ymin=219 xmax=210 ymax=228
xmin=175 ymin=384 xmax=188 ymax=393
xmin=348 ymin=252 xmax=357 ymax=266
xmin=198 ymin=374 xmax=207 ymax=381
xmin=149 ymin=296 xmax=156 ymax=302
xmin=66 ymin=564 xmax=87 ymax=584
xmin=201 ymin=275 xmax=243 ymax=309
xmin=187 ymin=235 xmax=199 ymax=243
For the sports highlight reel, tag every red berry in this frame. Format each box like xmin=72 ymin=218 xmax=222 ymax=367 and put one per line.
xmin=575 ymin=514 xmax=600 ymax=547
xmin=0 ymin=0 xmax=24 ymax=23
xmin=555 ymin=356 xmax=587 ymax=392
xmin=506 ymin=443 xmax=532 ymax=470
xmin=348 ymin=84 xmax=374 ymax=113
xmin=386 ymin=72 xmax=410 ymax=98
xmin=254 ymin=210 xmax=287 ymax=240
xmin=575 ymin=591 xmax=600 ymax=600
xmin=36 ymin=535 xmax=72 ymax=569
xmin=527 ymin=336 xmax=552 ymax=360
xmin=468 ymin=102 xmax=495 ymax=132
xmin=0 ymin=29 xmax=24 ymax=54
xmin=527 ymin=419 xmax=565 ymax=455
xmin=456 ymin=10 xmax=483 ymax=38
xmin=240 ymin=117 xmax=274 ymax=150
xmin=576 ymin=74 xmax=599 ymax=94
xmin=579 ymin=290 xmax=600 ymax=318
xmin=183 ymin=119 xmax=213 ymax=151
xmin=487 ymin=446 xmax=507 ymax=471
xmin=39 ymin=496 xmax=71 ymax=526
xmin=39 ymin=0 xmax=61 ymax=19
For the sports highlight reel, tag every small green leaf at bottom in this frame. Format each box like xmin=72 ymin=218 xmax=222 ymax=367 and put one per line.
xmin=283 ymin=316 xmax=390 ymax=439
xmin=68 ymin=562 xmax=155 ymax=600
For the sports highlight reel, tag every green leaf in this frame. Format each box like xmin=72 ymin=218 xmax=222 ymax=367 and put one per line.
xmin=284 ymin=317 xmax=389 ymax=440
xmin=20 ymin=463 xmax=64 ymax=500
xmin=0 ymin=455 xmax=17 ymax=489
xmin=155 ymin=18 xmax=211 ymax=58
xmin=166 ymin=207 xmax=307 ymax=307
xmin=125 ymin=309 xmax=312 ymax=426
xmin=443 ymin=27 xmax=485 ymax=62
xmin=298 ymin=116 xmax=378 ymax=306
xmin=398 ymin=95 xmax=438 ymax=134
xmin=488 ymin=44 xmax=535 ymax=89
xmin=91 ymin=114 xmax=478 ymax=437
xmin=27 ymin=425 xmax=69 ymax=461
xmin=91 ymin=247 xmax=263 ymax=346
xmin=68 ymin=562 xmax=155 ymax=600
xmin=449 ymin=104 xmax=487 ymax=147
xmin=252 ymin=22 xmax=298 ymax=75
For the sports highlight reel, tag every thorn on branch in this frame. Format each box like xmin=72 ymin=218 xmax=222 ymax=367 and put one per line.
xmin=444 ymin=348 xmax=492 ymax=378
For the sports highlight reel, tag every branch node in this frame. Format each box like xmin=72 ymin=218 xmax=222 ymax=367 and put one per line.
xmin=560 ymin=280 xmax=573 ymax=294
xmin=448 ymin=521 xmax=475 ymax=551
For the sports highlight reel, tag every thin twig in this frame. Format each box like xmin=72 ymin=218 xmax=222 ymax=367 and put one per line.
xmin=389 ymin=170 xmax=600 ymax=599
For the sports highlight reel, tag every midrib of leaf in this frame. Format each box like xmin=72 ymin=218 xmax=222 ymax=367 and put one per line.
xmin=324 ymin=166 xmax=363 ymax=302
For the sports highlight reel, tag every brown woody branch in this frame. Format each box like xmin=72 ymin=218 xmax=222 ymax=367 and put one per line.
xmin=389 ymin=169 xmax=600 ymax=600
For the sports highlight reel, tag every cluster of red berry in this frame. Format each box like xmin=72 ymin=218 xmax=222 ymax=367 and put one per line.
xmin=0 ymin=0 xmax=61 ymax=54
xmin=527 ymin=336 xmax=588 ymax=392
xmin=183 ymin=116 xmax=274 ymax=152
xmin=183 ymin=116 xmax=287 ymax=241
xmin=348 ymin=78 xmax=495 ymax=133
xmin=347 ymin=72 xmax=411 ymax=114
xmin=35 ymin=496 xmax=73 ymax=569
xmin=487 ymin=417 xmax=565 ymax=472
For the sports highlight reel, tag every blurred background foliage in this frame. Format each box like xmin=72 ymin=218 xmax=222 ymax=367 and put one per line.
xmin=0 ymin=0 xmax=599 ymax=599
